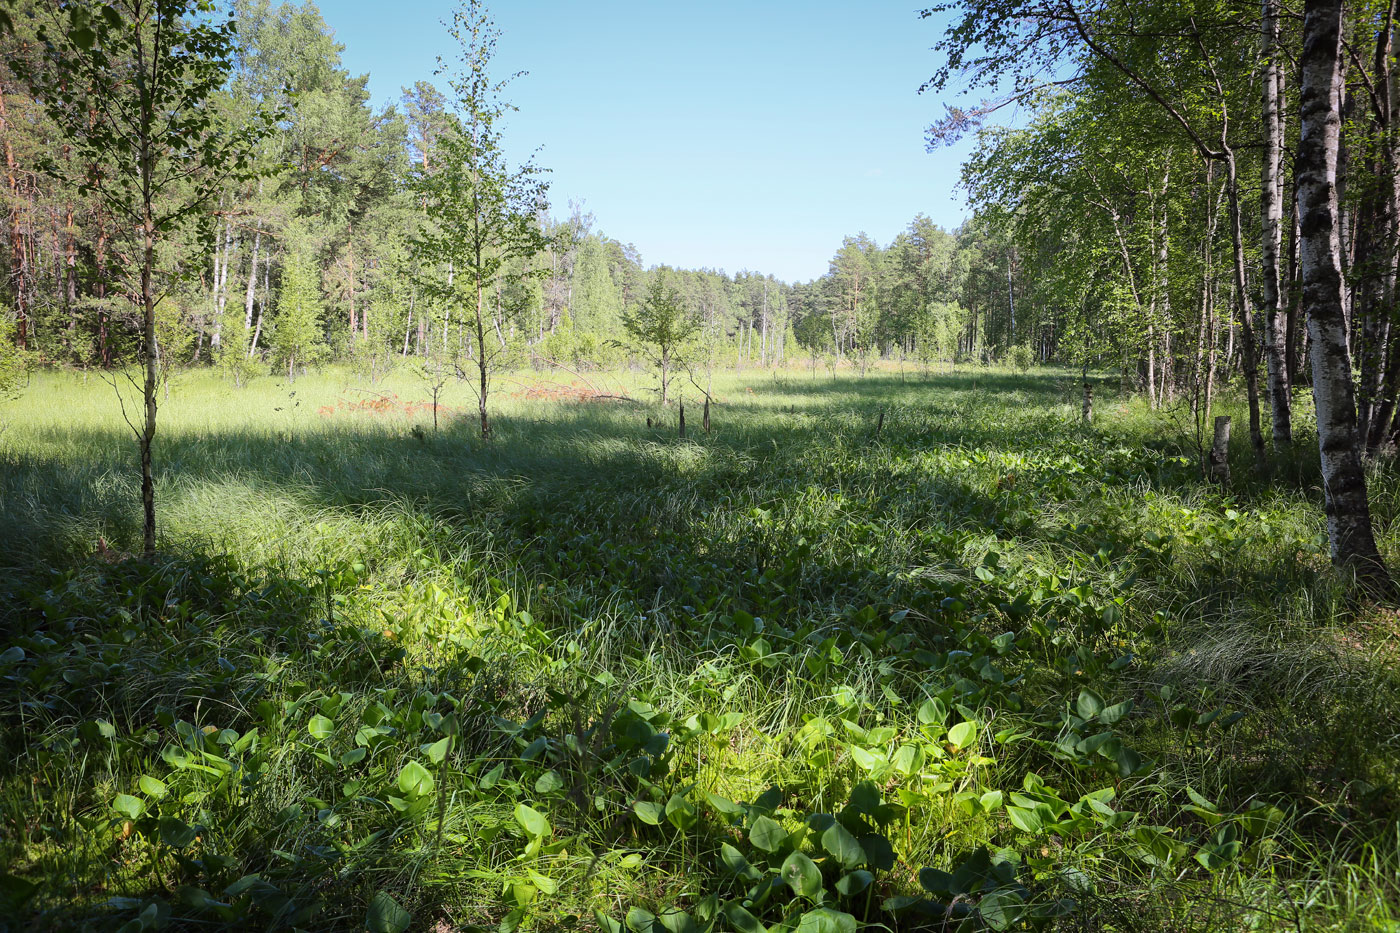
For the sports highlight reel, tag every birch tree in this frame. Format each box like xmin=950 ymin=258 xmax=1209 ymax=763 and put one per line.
xmin=412 ymin=0 xmax=549 ymax=439
xmin=13 ymin=0 xmax=272 ymax=555
xmin=1296 ymin=0 xmax=1391 ymax=589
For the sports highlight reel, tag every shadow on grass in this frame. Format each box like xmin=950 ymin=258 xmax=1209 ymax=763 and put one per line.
xmin=5 ymin=371 xmax=1400 ymax=929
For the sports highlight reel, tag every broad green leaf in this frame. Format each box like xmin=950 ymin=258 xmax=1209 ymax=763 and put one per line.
xmin=781 ymin=851 xmax=823 ymax=899
xmin=749 ymin=815 xmax=787 ymax=852
xmin=158 ymin=816 xmax=197 ymax=848
xmin=720 ymin=843 xmax=763 ymax=881
xmin=1076 ymin=689 xmax=1105 ymax=720
xmin=0 ymin=872 xmax=38 ymax=911
xmin=821 ymin=821 xmax=865 ymax=869
xmin=849 ymin=781 xmax=881 ymax=815
xmin=918 ymin=867 xmax=955 ymax=896
xmin=422 ymin=736 xmax=451 ymax=764
xmin=307 ymin=714 xmax=334 ymax=741
xmin=397 ymin=760 xmax=434 ymax=797
xmin=724 ymin=903 xmax=766 ymax=933
xmin=535 ymin=770 xmax=565 ymax=794
xmin=594 ymin=910 xmax=625 ymax=933
xmin=892 ymin=743 xmax=925 ymax=776
xmin=1114 ymin=744 xmax=1144 ymax=777
xmin=656 ymin=908 xmax=698 ymax=933
xmin=366 ymin=891 xmax=411 ymax=933
xmin=626 ymin=906 xmax=657 ymax=933
xmin=633 ymin=800 xmax=664 ymax=826
xmin=795 ymin=908 xmax=856 ymax=933
xmin=112 ymin=794 xmax=144 ymax=820
xmin=947 ymin=720 xmax=977 ymax=750
xmin=1239 ymin=804 xmax=1285 ymax=835
xmin=706 ymin=793 xmax=744 ymax=817
xmin=1099 ymin=700 xmax=1133 ymax=725
xmin=848 ymin=745 xmax=881 ymax=771
xmin=978 ymin=888 xmax=1025 ymax=931
xmin=526 ymin=869 xmax=557 ymax=895
xmin=917 ymin=697 xmax=947 ymax=725
xmin=835 ymin=870 xmax=872 ymax=896
xmin=138 ymin=775 xmax=168 ymax=799
xmin=1006 ymin=806 xmax=1042 ymax=833
xmin=514 ymin=803 xmax=550 ymax=839
xmin=665 ymin=794 xmax=697 ymax=831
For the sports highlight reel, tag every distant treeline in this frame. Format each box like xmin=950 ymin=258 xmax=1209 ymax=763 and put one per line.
xmin=0 ymin=0 xmax=1072 ymax=382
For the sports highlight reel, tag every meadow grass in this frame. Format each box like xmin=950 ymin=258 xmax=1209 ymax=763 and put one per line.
xmin=1 ymin=362 xmax=1398 ymax=932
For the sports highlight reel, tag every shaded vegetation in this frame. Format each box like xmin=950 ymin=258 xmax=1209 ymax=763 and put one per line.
xmin=2 ymin=367 xmax=1399 ymax=931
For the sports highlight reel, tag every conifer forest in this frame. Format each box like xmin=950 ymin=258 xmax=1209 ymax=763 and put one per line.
xmin=5 ymin=0 xmax=1400 ymax=930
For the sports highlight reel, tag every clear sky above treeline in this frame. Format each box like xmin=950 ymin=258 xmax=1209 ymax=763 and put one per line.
xmin=315 ymin=0 xmax=973 ymax=283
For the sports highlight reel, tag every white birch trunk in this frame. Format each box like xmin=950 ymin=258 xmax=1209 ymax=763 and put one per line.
xmin=1298 ymin=0 xmax=1391 ymax=587
xmin=1261 ymin=0 xmax=1293 ymax=445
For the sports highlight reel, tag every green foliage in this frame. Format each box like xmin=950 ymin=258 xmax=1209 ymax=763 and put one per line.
xmin=0 ymin=316 xmax=29 ymax=398
xmin=0 ymin=364 xmax=1396 ymax=930
xmin=1006 ymin=343 xmax=1033 ymax=373
xmin=409 ymin=0 xmax=550 ymax=437
xmin=270 ymin=235 xmax=326 ymax=379
xmin=619 ymin=274 xmax=698 ymax=404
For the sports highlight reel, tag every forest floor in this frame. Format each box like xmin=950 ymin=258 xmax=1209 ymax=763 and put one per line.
xmin=2 ymin=364 xmax=1399 ymax=932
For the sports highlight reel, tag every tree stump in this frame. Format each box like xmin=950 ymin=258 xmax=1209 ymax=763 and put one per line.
xmin=1209 ymin=415 xmax=1231 ymax=485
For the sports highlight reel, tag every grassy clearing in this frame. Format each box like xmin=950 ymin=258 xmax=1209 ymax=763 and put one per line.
xmin=2 ymin=365 xmax=1399 ymax=932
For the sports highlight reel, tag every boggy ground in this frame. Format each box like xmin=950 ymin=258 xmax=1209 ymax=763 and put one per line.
xmin=2 ymin=364 xmax=1399 ymax=932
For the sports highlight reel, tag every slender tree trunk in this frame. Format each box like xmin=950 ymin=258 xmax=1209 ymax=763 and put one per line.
xmin=661 ymin=347 xmax=670 ymax=405
xmin=0 ymin=84 xmax=28 ymax=350
xmin=210 ymin=209 xmax=225 ymax=334
xmin=1298 ymin=0 xmax=1391 ymax=588
xmin=140 ymin=208 xmax=158 ymax=555
xmin=96 ymin=210 xmax=109 ymax=365
xmin=212 ymin=213 xmax=233 ymax=352
xmin=347 ymin=224 xmax=358 ymax=337
xmin=1223 ymin=151 xmax=1269 ymax=471
xmin=443 ymin=260 xmax=454 ymax=352
xmin=1363 ymin=1 xmax=1400 ymax=450
xmin=1286 ymin=187 xmax=1303 ymax=391
xmin=250 ymin=256 xmax=267 ymax=358
xmin=244 ymin=221 xmax=262 ymax=331
xmin=1156 ymin=172 xmax=1173 ymax=403
xmin=1261 ymin=0 xmax=1293 ymax=446
xmin=1145 ymin=323 xmax=1157 ymax=407
xmin=1355 ymin=199 xmax=1387 ymax=443
xmin=1200 ymin=169 xmax=1224 ymax=426
xmin=471 ymin=197 xmax=490 ymax=438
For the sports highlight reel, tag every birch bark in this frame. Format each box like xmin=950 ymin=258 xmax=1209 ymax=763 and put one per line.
xmin=1298 ymin=0 xmax=1391 ymax=587
xmin=1261 ymin=0 xmax=1293 ymax=446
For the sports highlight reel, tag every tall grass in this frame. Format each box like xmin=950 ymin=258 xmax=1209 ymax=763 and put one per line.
xmin=1 ymin=363 xmax=1397 ymax=931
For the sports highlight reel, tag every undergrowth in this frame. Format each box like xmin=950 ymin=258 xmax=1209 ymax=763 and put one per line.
xmin=1 ymin=366 xmax=1398 ymax=932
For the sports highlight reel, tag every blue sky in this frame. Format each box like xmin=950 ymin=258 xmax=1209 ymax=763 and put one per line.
xmin=317 ymin=0 xmax=974 ymax=283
